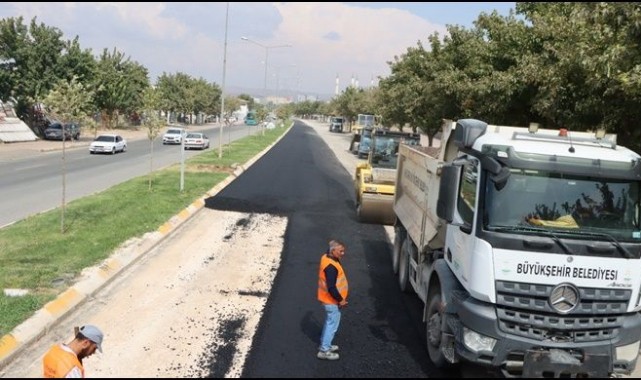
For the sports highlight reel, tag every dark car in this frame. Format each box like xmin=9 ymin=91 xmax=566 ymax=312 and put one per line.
xmin=44 ymin=122 xmax=80 ymax=141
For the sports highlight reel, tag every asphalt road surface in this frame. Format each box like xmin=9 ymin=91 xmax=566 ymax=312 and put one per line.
xmin=0 ymin=119 xmax=495 ymax=378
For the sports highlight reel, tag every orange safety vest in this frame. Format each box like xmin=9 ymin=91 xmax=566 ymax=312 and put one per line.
xmin=318 ymin=254 xmax=348 ymax=305
xmin=43 ymin=344 xmax=84 ymax=378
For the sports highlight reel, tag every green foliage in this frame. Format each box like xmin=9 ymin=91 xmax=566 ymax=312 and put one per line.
xmin=140 ymin=87 xmax=167 ymax=189
xmin=255 ymin=105 xmax=269 ymax=123
xmin=191 ymin=77 xmax=221 ymax=115
xmin=43 ymin=76 xmax=94 ymax=123
xmin=237 ymin=93 xmax=255 ymax=109
xmin=373 ymin=3 xmax=641 ymax=153
xmin=224 ymin=96 xmax=242 ymax=122
xmin=154 ymin=72 xmax=222 ymax=124
xmin=0 ymin=16 xmax=67 ymax=123
xmin=93 ymin=47 xmax=149 ymax=129
xmin=140 ymin=87 xmax=165 ymax=139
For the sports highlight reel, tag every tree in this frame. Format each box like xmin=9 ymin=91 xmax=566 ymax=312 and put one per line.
xmin=223 ymin=96 xmax=242 ymax=122
xmin=515 ymin=2 xmax=641 ymax=152
xmin=140 ymin=87 xmax=166 ymax=190
xmin=237 ymin=93 xmax=255 ymax=110
xmin=43 ymin=76 xmax=94 ymax=233
xmin=0 ymin=16 xmax=67 ymax=133
xmin=93 ymin=47 xmax=149 ymax=129
xmin=191 ymin=77 xmax=221 ymax=123
xmin=254 ymin=104 xmax=269 ymax=136
xmin=155 ymin=72 xmax=190 ymax=123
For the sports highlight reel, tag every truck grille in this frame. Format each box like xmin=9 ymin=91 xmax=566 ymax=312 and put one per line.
xmin=495 ymin=281 xmax=630 ymax=342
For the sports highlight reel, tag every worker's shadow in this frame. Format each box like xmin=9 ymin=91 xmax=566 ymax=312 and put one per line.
xmin=300 ymin=310 xmax=322 ymax=344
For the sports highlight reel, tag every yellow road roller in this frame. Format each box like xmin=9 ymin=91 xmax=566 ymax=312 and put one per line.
xmin=354 ymin=128 xmax=420 ymax=224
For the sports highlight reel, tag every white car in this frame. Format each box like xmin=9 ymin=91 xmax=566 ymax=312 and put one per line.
xmin=89 ymin=134 xmax=127 ymax=154
xmin=184 ymin=132 xmax=210 ymax=150
xmin=162 ymin=127 xmax=185 ymax=145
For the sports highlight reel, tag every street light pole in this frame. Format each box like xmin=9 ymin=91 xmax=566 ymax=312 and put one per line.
xmin=219 ymin=2 xmax=229 ymax=159
xmin=240 ymin=37 xmax=292 ymax=97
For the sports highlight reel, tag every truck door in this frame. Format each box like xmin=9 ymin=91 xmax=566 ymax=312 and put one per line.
xmin=446 ymin=158 xmax=479 ymax=288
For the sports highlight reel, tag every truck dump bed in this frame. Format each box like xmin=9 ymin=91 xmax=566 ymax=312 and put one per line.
xmin=394 ymin=144 xmax=443 ymax=250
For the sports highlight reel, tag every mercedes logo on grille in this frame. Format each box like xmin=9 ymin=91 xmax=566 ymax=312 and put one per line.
xmin=549 ymin=283 xmax=580 ymax=314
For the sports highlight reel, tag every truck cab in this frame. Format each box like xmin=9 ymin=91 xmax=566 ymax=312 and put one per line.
xmin=393 ymin=118 xmax=641 ymax=377
xmin=329 ymin=116 xmax=345 ymax=133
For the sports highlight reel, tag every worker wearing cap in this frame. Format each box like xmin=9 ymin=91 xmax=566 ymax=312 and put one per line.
xmin=43 ymin=325 xmax=104 ymax=378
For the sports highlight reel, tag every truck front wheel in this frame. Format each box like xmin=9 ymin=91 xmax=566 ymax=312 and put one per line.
xmin=426 ymin=290 xmax=450 ymax=368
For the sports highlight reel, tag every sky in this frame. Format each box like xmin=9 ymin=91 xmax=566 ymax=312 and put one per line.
xmin=0 ymin=2 xmax=516 ymax=100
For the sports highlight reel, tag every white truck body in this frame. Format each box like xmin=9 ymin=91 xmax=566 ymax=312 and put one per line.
xmin=392 ymin=119 xmax=641 ymax=377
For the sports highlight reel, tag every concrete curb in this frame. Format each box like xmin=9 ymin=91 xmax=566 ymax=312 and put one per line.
xmin=0 ymin=122 xmax=293 ymax=370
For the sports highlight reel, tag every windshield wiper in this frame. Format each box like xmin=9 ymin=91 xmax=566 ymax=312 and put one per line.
xmin=491 ymin=224 xmax=637 ymax=259
xmin=574 ymin=228 xmax=635 ymax=259
xmin=489 ymin=225 xmax=575 ymax=255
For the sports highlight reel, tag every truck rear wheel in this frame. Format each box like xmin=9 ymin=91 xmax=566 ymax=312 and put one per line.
xmin=398 ymin=239 xmax=411 ymax=292
xmin=426 ymin=290 xmax=450 ymax=368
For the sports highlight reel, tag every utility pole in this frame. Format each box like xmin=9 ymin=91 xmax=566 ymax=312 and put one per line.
xmin=219 ymin=2 xmax=229 ymax=159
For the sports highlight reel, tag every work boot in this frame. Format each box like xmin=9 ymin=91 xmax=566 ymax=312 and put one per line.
xmin=319 ymin=345 xmax=339 ymax=352
xmin=317 ymin=350 xmax=339 ymax=360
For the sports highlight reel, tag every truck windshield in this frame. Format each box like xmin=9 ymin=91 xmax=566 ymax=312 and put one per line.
xmin=484 ymin=169 xmax=641 ymax=242
xmin=357 ymin=114 xmax=375 ymax=127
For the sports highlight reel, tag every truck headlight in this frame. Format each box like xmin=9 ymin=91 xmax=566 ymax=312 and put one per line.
xmin=363 ymin=174 xmax=373 ymax=183
xmin=463 ymin=327 xmax=496 ymax=353
xmin=616 ymin=341 xmax=640 ymax=362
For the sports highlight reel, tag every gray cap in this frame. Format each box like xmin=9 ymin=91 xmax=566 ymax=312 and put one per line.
xmin=80 ymin=325 xmax=103 ymax=353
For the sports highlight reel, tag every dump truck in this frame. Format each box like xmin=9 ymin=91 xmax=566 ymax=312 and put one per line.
xmin=354 ymin=128 xmax=420 ymax=224
xmin=329 ymin=116 xmax=345 ymax=133
xmin=392 ymin=118 xmax=641 ymax=377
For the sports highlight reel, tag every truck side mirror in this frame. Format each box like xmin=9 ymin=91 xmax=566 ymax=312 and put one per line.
xmin=491 ymin=167 xmax=510 ymax=191
xmin=437 ymin=165 xmax=460 ymax=222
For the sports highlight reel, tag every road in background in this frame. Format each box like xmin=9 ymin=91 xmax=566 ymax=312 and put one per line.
xmin=0 ymin=121 xmax=260 ymax=227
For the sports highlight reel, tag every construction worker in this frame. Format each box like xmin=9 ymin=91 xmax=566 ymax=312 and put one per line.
xmin=317 ymin=240 xmax=348 ymax=360
xmin=42 ymin=324 xmax=104 ymax=378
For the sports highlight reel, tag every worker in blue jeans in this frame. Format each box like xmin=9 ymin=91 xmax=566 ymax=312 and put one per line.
xmin=317 ymin=240 xmax=348 ymax=360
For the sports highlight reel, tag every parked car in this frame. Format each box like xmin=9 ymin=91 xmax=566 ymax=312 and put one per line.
xmin=162 ymin=127 xmax=185 ymax=145
xmin=44 ymin=122 xmax=80 ymax=141
xmin=184 ymin=132 xmax=210 ymax=150
xmin=89 ymin=134 xmax=127 ymax=154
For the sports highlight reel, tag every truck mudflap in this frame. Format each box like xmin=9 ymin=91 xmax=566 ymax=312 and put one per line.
xmin=522 ymin=349 xmax=609 ymax=378
xmin=358 ymin=193 xmax=395 ymax=225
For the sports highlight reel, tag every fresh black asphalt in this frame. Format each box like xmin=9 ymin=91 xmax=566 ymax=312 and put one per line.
xmin=204 ymin=120 xmax=481 ymax=378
